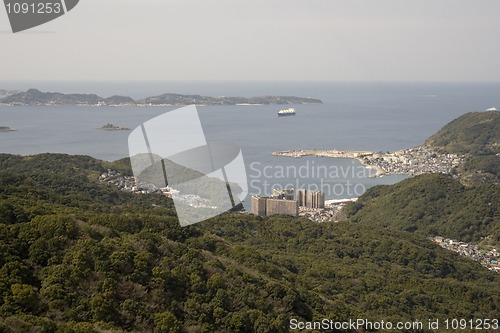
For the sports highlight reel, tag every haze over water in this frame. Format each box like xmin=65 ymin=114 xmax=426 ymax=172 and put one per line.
xmin=1 ymin=81 xmax=500 ymax=201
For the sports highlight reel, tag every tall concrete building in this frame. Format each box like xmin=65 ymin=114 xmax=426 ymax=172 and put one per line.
xmin=265 ymin=198 xmax=298 ymax=217
xmin=272 ymin=187 xmax=295 ymax=200
xmin=251 ymin=196 xmax=298 ymax=217
xmin=251 ymin=187 xmax=298 ymax=217
xmin=297 ymin=189 xmax=306 ymax=207
xmin=297 ymin=189 xmax=325 ymax=209
xmin=251 ymin=195 xmax=267 ymax=217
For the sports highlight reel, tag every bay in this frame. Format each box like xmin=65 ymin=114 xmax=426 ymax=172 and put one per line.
xmin=1 ymin=81 xmax=500 ymax=202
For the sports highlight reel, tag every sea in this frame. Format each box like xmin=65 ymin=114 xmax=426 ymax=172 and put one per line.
xmin=1 ymin=81 xmax=500 ymax=205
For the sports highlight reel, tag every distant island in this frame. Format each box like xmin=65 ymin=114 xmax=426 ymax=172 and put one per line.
xmin=0 ymin=89 xmax=22 ymax=99
xmin=0 ymin=88 xmax=323 ymax=106
xmin=0 ymin=126 xmax=15 ymax=132
xmin=99 ymin=123 xmax=129 ymax=131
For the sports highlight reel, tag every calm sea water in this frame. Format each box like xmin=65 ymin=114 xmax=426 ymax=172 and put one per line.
xmin=1 ymin=81 xmax=500 ymax=201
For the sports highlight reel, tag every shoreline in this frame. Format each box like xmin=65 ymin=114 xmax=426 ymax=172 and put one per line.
xmin=272 ymin=147 xmax=463 ymax=178
xmin=272 ymin=149 xmax=388 ymax=177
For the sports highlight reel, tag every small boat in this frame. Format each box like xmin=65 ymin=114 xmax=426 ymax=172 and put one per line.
xmin=278 ymin=107 xmax=296 ymax=116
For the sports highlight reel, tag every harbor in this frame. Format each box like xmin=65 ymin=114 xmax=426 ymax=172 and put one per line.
xmin=272 ymin=146 xmax=464 ymax=178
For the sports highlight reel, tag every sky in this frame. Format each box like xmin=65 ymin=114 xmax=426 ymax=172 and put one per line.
xmin=1 ymin=0 xmax=500 ymax=82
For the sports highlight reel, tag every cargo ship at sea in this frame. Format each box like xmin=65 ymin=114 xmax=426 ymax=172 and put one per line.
xmin=278 ymin=107 xmax=296 ymax=116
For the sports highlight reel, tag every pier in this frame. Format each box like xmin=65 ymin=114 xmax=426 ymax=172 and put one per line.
xmin=272 ymin=149 xmax=385 ymax=177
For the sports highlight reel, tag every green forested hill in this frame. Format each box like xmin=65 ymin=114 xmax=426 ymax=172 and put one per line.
xmin=346 ymin=173 xmax=500 ymax=247
xmin=346 ymin=111 xmax=500 ymax=244
xmin=425 ymin=111 xmax=500 ymax=155
xmin=424 ymin=111 xmax=500 ymax=184
xmin=0 ymin=154 xmax=499 ymax=333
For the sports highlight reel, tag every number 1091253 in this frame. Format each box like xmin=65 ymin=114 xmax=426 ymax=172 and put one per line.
xmin=5 ymin=2 xmax=63 ymax=14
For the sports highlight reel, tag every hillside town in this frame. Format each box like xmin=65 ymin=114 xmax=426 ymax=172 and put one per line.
xmin=273 ymin=146 xmax=464 ymax=178
xmin=431 ymin=236 xmax=500 ymax=273
xmin=99 ymin=169 xmax=223 ymax=209
xmin=362 ymin=146 xmax=464 ymax=177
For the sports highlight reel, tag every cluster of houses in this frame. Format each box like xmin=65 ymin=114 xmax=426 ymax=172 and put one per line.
xmin=272 ymin=146 xmax=464 ymax=178
xmin=99 ymin=169 xmax=160 ymax=194
xmin=299 ymin=207 xmax=336 ymax=222
xmin=363 ymin=146 xmax=463 ymax=176
xmin=99 ymin=170 xmax=217 ymax=209
xmin=299 ymin=198 xmax=358 ymax=222
xmin=432 ymin=236 xmax=500 ymax=273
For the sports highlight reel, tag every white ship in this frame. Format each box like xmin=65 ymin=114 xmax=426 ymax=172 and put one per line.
xmin=278 ymin=107 xmax=296 ymax=116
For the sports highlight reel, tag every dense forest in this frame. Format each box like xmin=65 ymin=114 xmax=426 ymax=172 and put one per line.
xmin=0 ymin=153 xmax=499 ymax=332
xmin=346 ymin=173 xmax=499 ymax=247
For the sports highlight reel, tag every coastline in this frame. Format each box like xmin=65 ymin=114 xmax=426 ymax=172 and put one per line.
xmin=0 ymin=89 xmax=323 ymax=107
xmin=272 ymin=149 xmax=387 ymax=177
xmin=272 ymin=147 xmax=464 ymax=178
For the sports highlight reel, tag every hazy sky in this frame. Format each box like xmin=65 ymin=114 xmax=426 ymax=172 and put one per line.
xmin=1 ymin=0 xmax=500 ymax=81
